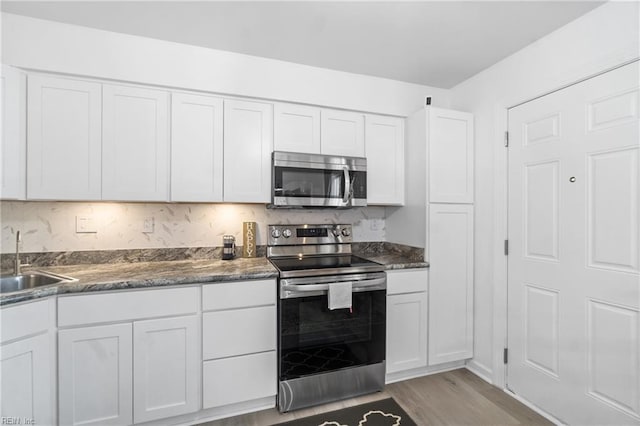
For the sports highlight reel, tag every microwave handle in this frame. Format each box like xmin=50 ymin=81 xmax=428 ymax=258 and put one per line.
xmin=342 ymin=167 xmax=351 ymax=204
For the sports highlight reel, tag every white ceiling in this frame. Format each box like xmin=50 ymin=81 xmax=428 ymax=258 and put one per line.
xmin=1 ymin=1 xmax=604 ymax=88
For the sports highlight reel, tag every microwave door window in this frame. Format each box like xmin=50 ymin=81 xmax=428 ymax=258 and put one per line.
xmin=278 ymin=168 xmax=345 ymax=199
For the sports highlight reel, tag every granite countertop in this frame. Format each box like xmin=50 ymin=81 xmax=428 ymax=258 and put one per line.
xmin=1 ymin=248 xmax=428 ymax=307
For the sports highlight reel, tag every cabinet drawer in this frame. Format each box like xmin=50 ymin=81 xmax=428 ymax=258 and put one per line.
xmin=203 ymin=351 xmax=276 ymax=409
xmin=202 ymin=279 xmax=275 ymax=311
xmin=1 ymin=299 xmax=50 ymax=343
xmin=203 ymin=306 xmax=276 ymax=360
xmin=58 ymin=286 xmax=199 ymax=327
xmin=387 ymin=269 xmax=428 ymax=295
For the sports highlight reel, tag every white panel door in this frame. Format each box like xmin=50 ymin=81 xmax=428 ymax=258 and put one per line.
xmin=320 ymin=109 xmax=365 ymax=157
xmin=386 ymin=292 xmax=427 ymax=374
xmin=0 ymin=334 xmax=52 ymax=424
xmin=223 ymin=99 xmax=273 ymax=203
xmin=428 ymin=203 xmax=474 ymax=365
xmin=365 ymin=115 xmax=405 ymax=205
xmin=58 ymin=323 xmax=133 ymax=426
xmin=508 ymin=61 xmax=640 ymax=425
xmin=133 ymin=315 xmax=200 ymax=423
xmin=0 ymin=66 xmax=26 ymax=199
xmin=27 ymin=74 xmax=102 ymax=200
xmin=102 ymin=84 xmax=169 ymax=201
xmin=428 ymin=107 xmax=474 ymax=203
xmin=171 ymin=92 xmax=223 ymax=202
xmin=274 ymin=103 xmax=321 ymax=154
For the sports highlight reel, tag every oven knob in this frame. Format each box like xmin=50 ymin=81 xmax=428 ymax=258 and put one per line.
xmin=282 ymin=228 xmax=292 ymax=238
xmin=332 ymin=228 xmax=341 ymax=237
xmin=341 ymin=228 xmax=351 ymax=237
xmin=271 ymin=229 xmax=281 ymax=239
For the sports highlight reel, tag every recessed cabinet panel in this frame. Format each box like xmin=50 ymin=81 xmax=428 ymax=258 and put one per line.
xmin=428 ymin=108 xmax=474 ymax=203
xmin=102 ymin=84 xmax=169 ymax=201
xmin=386 ymin=292 xmax=428 ymax=374
xmin=171 ymin=92 xmax=223 ymax=202
xmin=274 ymin=103 xmax=321 ymax=154
xmin=133 ymin=315 xmax=200 ymax=423
xmin=321 ymin=109 xmax=365 ymax=157
xmin=58 ymin=323 xmax=133 ymax=426
xmin=0 ymin=334 xmax=52 ymax=424
xmin=1 ymin=66 xmax=26 ymax=200
xmin=223 ymin=99 xmax=273 ymax=203
xmin=428 ymin=203 xmax=474 ymax=365
xmin=27 ymin=74 xmax=102 ymax=200
xmin=365 ymin=115 xmax=405 ymax=205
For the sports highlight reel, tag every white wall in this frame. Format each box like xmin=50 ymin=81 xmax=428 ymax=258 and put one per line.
xmin=449 ymin=1 xmax=640 ymax=385
xmin=0 ymin=201 xmax=386 ymax=253
xmin=0 ymin=13 xmax=450 ymax=116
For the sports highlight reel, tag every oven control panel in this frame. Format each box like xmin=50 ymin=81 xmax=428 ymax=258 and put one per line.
xmin=268 ymin=224 xmax=353 ymax=246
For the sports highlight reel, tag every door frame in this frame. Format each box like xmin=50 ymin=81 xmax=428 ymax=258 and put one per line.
xmin=490 ymin=57 xmax=640 ymax=390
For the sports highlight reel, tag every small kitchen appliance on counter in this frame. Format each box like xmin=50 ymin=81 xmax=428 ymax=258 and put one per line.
xmin=267 ymin=224 xmax=386 ymax=412
xmin=222 ymin=235 xmax=236 ymax=260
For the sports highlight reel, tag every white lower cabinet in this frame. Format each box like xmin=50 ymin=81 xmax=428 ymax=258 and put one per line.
xmin=58 ymin=287 xmax=200 ymax=425
xmin=133 ymin=316 xmax=200 ymax=423
xmin=0 ymin=299 xmax=54 ymax=425
xmin=202 ymin=279 xmax=277 ymax=410
xmin=385 ymin=269 xmax=428 ymax=376
xmin=58 ymin=323 xmax=133 ymax=426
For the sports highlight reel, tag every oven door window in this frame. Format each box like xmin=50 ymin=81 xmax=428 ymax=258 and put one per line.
xmin=279 ymin=289 xmax=385 ymax=381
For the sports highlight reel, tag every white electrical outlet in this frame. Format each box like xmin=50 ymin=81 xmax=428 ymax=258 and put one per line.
xmin=143 ymin=217 xmax=155 ymax=233
xmin=76 ymin=216 xmax=97 ymax=233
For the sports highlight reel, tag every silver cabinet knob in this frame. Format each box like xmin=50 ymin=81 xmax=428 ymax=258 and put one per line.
xmin=569 ymin=177 xmax=576 ymax=183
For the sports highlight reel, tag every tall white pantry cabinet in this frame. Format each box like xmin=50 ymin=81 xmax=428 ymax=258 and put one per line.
xmin=407 ymin=106 xmax=475 ymax=366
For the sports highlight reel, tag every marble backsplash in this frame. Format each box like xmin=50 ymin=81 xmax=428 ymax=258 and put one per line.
xmin=0 ymin=201 xmax=387 ymax=254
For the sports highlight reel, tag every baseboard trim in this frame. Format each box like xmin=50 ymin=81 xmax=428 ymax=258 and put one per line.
xmin=504 ymin=389 xmax=564 ymax=425
xmin=385 ymin=360 xmax=466 ymax=384
xmin=465 ymin=360 xmax=493 ymax=384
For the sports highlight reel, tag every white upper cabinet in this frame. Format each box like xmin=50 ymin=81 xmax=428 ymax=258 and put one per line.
xmin=102 ymin=84 xmax=169 ymax=201
xmin=321 ymin=109 xmax=365 ymax=157
xmin=223 ymin=99 xmax=273 ymax=203
xmin=27 ymin=74 xmax=102 ymax=200
xmin=365 ymin=115 xmax=405 ymax=205
xmin=274 ymin=102 xmax=321 ymax=154
xmin=171 ymin=92 xmax=223 ymax=202
xmin=1 ymin=66 xmax=26 ymax=200
xmin=428 ymin=107 xmax=474 ymax=203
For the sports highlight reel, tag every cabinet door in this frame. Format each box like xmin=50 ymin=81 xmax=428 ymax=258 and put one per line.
xmin=0 ymin=334 xmax=52 ymax=424
xmin=133 ymin=315 xmax=200 ymax=423
xmin=321 ymin=109 xmax=365 ymax=157
xmin=27 ymin=74 xmax=102 ymax=200
xmin=386 ymin=292 xmax=428 ymax=374
xmin=102 ymin=84 xmax=169 ymax=201
xmin=171 ymin=92 xmax=223 ymax=202
xmin=223 ymin=99 xmax=273 ymax=203
xmin=1 ymin=66 xmax=26 ymax=200
xmin=428 ymin=108 xmax=474 ymax=203
xmin=365 ymin=115 xmax=404 ymax=205
xmin=428 ymin=204 xmax=474 ymax=365
xmin=203 ymin=351 xmax=277 ymax=409
xmin=274 ymin=103 xmax=320 ymax=154
xmin=59 ymin=323 xmax=133 ymax=426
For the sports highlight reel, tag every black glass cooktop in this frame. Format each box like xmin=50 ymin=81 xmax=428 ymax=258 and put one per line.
xmin=269 ymin=255 xmax=384 ymax=278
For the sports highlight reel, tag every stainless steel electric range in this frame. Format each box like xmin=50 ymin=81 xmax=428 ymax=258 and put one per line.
xmin=267 ymin=224 xmax=386 ymax=412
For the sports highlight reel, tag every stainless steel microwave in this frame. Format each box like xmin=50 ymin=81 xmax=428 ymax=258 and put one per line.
xmin=271 ymin=151 xmax=367 ymax=208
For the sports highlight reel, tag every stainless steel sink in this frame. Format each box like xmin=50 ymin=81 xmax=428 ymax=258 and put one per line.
xmin=0 ymin=271 xmax=78 ymax=294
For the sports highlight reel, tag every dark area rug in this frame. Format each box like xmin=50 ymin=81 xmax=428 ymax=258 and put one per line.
xmin=273 ymin=397 xmax=417 ymax=426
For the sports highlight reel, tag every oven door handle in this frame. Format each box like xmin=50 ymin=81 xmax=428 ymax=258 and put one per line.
xmin=280 ymin=277 xmax=387 ymax=298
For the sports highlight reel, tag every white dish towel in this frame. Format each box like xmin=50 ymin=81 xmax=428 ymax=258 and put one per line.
xmin=328 ymin=281 xmax=352 ymax=310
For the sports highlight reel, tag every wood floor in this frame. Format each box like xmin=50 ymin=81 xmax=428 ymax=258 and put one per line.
xmin=201 ymin=368 xmax=553 ymax=426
